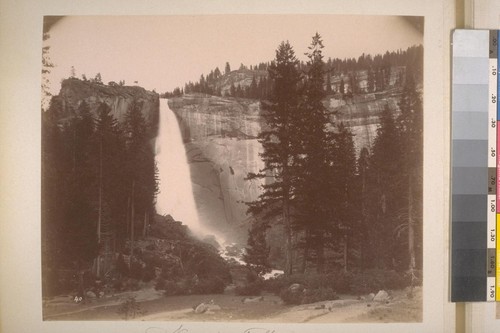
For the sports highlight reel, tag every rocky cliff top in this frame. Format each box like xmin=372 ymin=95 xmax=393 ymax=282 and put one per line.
xmin=216 ymin=69 xmax=268 ymax=96
xmin=56 ymin=78 xmax=160 ymax=133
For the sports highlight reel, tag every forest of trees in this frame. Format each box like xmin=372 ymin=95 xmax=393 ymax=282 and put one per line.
xmin=41 ymin=97 xmax=158 ymax=296
xmin=41 ymin=30 xmax=423 ymax=299
xmin=243 ymin=34 xmax=423 ymax=283
xmin=163 ymin=45 xmax=422 ymax=101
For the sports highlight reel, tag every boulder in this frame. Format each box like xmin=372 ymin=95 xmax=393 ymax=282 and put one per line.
xmin=289 ymin=283 xmax=303 ymax=292
xmin=208 ymin=304 xmax=221 ymax=311
xmin=373 ymin=290 xmax=389 ymax=302
xmin=194 ymin=303 xmax=209 ymax=314
xmin=86 ymin=291 xmax=96 ymax=299
xmin=242 ymin=296 xmax=264 ymax=303
xmin=194 ymin=300 xmax=217 ymax=314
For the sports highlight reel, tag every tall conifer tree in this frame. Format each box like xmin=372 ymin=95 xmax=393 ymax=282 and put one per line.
xmin=246 ymin=41 xmax=302 ymax=276
xmin=295 ymin=33 xmax=331 ymax=273
xmin=396 ymin=79 xmax=423 ymax=277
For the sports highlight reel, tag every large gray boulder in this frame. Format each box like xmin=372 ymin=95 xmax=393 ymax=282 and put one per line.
xmin=373 ymin=290 xmax=390 ymax=302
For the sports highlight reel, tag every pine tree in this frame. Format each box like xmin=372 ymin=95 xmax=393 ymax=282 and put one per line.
xmin=249 ymin=75 xmax=258 ymax=99
xmin=123 ymin=101 xmax=158 ymax=254
xmin=396 ymin=78 xmax=423 ymax=278
xmin=92 ymin=102 xmax=127 ymax=274
xmin=214 ymin=67 xmax=221 ymax=79
xmin=325 ymin=72 xmax=332 ymax=93
xmin=246 ymin=41 xmax=302 ymax=276
xmin=243 ymin=222 xmax=271 ymax=275
xmin=349 ymin=73 xmax=358 ymax=94
xmin=225 ymin=62 xmax=231 ymax=75
xmin=357 ymin=147 xmax=370 ymax=269
xmin=367 ymin=68 xmax=375 ymax=93
xmin=376 ymin=68 xmax=386 ymax=91
xmin=330 ymin=123 xmax=357 ymax=272
xmin=95 ymin=73 xmax=103 ymax=84
xmin=366 ymin=105 xmax=404 ymax=269
xmin=41 ymin=97 xmax=67 ymax=295
xmin=294 ymin=33 xmax=331 ymax=273
xmin=230 ymin=82 xmax=236 ymax=97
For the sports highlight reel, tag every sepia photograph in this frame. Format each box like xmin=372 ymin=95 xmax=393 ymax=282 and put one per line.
xmin=40 ymin=15 xmax=424 ymax=323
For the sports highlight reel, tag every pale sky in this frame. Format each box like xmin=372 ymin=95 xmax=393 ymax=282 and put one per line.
xmin=45 ymin=15 xmax=423 ymax=95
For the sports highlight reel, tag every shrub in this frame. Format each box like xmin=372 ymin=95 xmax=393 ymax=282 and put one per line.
xmin=156 ymin=279 xmax=187 ymax=295
xmin=192 ymin=276 xmax=226 ymax=294
xmin=302 ymin=287 xmax=338 ymax=304
xmin=141 ymin=265 xmax=155 ymax=283
xmin=164 ymin=280 xmax=187 ymax=296
xmin=122 ymin=278 xmax=140 ymax=291
xmin=268 ymin=269 xmax=409 ymax=304
xmin=348 ymin=269 xmax=407 ymax=294
xmin=116 ymin=254 xmax=129 ymax=276
xmin=113 ymin=279 xmax=123 ymax=291
xmin=129 ymin=260 xmax=144 ymax=280
xmin=155 ymin=278 xmax=166 ymax=291
xmin=279 ymin=284 xmax=305 ymax=305
xmin=235 ymin=279 xmax=264 ymax=296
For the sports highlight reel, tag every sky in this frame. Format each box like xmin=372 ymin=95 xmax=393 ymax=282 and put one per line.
xmin=45 ymin=15 xmax=423 ymax=95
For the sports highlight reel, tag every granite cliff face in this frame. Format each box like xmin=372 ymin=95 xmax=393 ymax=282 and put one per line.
xmin=168 ymin=95 xmax=264 ymax=241
xmin=167 ymin=92 xmax=400 ymax=240
xmin=56 ymin=78 xmax=159 ymax=131
xmin=326 ymin=90 xmax=403 ymax=154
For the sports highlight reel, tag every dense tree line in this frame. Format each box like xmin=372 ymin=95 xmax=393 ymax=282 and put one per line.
xmin=41 ymin=98 xmax=158 ymax=296
xmin=244 ymin=34 xmax=423 ymax=280
xmin=163 ymin=45 xmax=422 ymax=102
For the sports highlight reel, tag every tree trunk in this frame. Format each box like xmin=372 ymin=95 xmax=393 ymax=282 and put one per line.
xmin=343 ymin=234 xmax=348 ymax=273
xmin=301 ymin=230 xmax=310 ymax=274
xmin=130 ymin=180 xmax=135 ymax=257
xmin=408 ymin=169 xmax=416 ymax=281
xmin=316 ymin=232 xmax=324 ymax=273
xmin=96 ymin=136 xmax=103 ymax=278
xmin=72 ymin=125 xmax=76 ymax=173
xmin=126 ymin=194 xmax=131 ymax=237
xmin=97 ymin=137 xmax=103 ymax=243
xmin=143 ymin=211 xmax=148 ymax=238
xmin=360 ymin=163 xmax=367 ymax=270
xmin=283 ymin=193 xmax=293 ymax=276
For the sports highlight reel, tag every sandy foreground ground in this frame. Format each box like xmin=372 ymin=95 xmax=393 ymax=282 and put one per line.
xmin=43 ymin=286 xmax=422 ymax=323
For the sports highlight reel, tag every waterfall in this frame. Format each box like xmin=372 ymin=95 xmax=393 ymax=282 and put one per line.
xmin=155 ymin=99 xmax=205 ymax=236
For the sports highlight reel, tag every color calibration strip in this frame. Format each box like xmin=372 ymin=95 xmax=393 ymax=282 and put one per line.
xmin=489 ymin=30 xmax=497 ymax=301
xmin=495 ymin=30 xmax=500 ymax=301
xmin=451 ymin=30 xmax=490 ymax=302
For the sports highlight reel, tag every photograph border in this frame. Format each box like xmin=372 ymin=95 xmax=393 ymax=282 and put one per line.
xmin=0 ymin=0 xmax=454 ymax=332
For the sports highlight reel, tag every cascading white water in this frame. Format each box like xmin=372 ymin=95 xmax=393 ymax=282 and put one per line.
xmin=155 ymin=99 xmax=205 ymax=236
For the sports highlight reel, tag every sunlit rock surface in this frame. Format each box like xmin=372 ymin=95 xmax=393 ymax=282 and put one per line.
xmin=168 ymin=93 xmax=401 ymax=240
xmin=169 ymin=95 xmax=264 ymax=241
